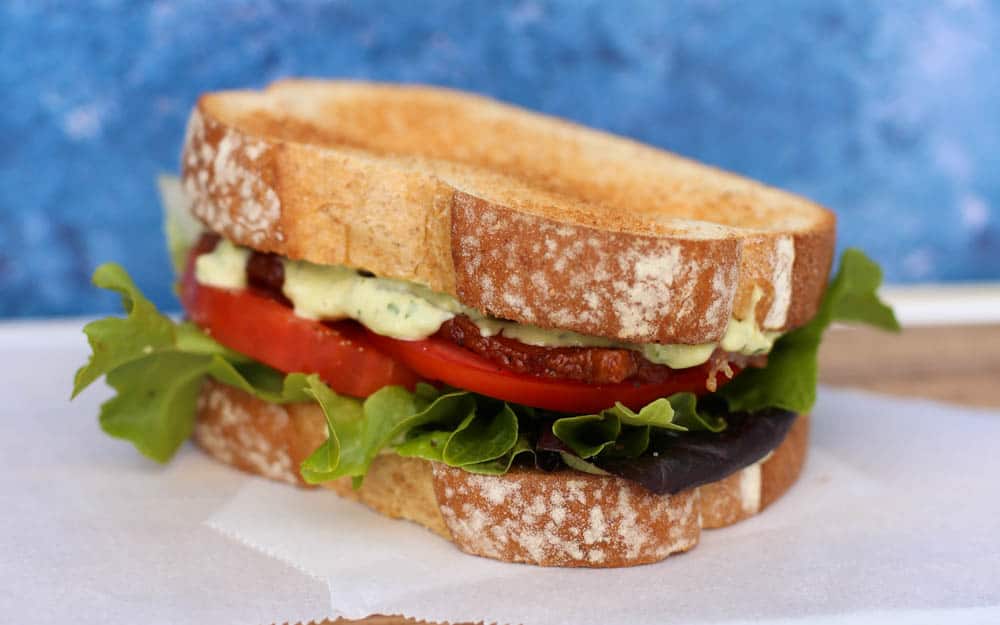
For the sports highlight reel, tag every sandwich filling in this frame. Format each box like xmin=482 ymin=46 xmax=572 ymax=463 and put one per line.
xmin=193 ymin=234 xmax=773 ymax=387
xmin=180 ymin=230 xmax=745 ymax=413
xmin=72 ymin=178 xmax=900 ymax=495
xmin=194 ymin=237 xmax=780 ymax=371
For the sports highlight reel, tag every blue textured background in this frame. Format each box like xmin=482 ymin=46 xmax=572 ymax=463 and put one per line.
xmin=2 ymin=1 xmax=999 ymax=318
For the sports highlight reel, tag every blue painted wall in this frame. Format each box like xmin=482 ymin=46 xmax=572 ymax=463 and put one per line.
xmin=2 ymin=0 xmax=998 ymax=318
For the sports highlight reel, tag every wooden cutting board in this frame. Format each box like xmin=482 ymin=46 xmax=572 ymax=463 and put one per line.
xmin=818 ymin=324 xmax=1000 ymax=408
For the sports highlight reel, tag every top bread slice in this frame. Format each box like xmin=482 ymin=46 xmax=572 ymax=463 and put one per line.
xmin=180 ymin=79 xmax=835 ymax=344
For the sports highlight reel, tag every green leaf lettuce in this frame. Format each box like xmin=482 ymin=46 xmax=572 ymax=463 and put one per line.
xmin=720 ymin=248 xmax=900 ymax=414
xmin=74 ymin=247 xmax=898 ymax=483
xmin=74 ymin=263 xmax=325 ymax=461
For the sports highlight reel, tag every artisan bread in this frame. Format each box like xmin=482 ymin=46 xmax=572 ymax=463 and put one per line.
xmin=194 ymin=380 xmax=808 ymax=568
xmin=181 ymin=80 xmax=835 ymax=345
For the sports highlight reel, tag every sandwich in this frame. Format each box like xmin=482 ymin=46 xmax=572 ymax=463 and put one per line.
xmin=73 ymin=80 xmax=899 ymax=568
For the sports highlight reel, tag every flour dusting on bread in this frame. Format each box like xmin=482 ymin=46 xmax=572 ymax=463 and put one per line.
xmin=765 ymin=236 xmax=796 ymax=328
xmin=432 ymin=466 xmax=700 ymax=567
xmin=194 ymin=382 xmax=298 ymax=485
xmin=452 ymin=193 xmax=742 ymax=343
xmin=183 ymin=109 xmax=282 ymax=246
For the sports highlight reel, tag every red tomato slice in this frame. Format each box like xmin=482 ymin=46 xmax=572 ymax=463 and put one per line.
xmin=364 ymin=332 xmax=723 ymax=413
xmin=180 ymin=265 xmax=422 ymax=398
xmin=180 ymin=247 xmax=729 ymax=411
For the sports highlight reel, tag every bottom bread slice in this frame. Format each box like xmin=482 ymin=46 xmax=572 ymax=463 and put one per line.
xmin=194 ymin=380 xmax=808 ymax=568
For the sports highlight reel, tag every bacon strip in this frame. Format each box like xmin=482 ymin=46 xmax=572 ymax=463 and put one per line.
xmin=439 ymin=315 xmax=644 ymax=384
xmin=439 ymin=316 xmax=768 ymax=387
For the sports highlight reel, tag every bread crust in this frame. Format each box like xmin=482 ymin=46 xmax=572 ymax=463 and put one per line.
xmin=431 ymin=464 xmax=700 ymax=567
xmin=194 ymin=381 xmax=808 ymax=568
xmin=181 ymin=80 xmax=835 ymax=344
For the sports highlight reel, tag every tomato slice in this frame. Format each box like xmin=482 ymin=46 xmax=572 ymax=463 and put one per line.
xmin=364 ymin=332 xmax=723 ymax=413
xmin=180 ymin=265 xmax=422 ymax=398
xmin=180 ymin=247 xmax=729 ymax=412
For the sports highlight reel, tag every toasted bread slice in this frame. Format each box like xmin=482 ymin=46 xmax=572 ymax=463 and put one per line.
xmin=180 ymin=80 xmax=835 ymax=345
xmin=194 ymin=381 xmax=808 ymax=568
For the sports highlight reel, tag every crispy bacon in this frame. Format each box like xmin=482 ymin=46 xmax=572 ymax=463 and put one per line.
xmin=705 ymin=350 xmax=768 ymax=391
xmin=438 ymin=315 xmax=765 ymax=387
xmin=439 ymin=315 xmax=643 ymax=384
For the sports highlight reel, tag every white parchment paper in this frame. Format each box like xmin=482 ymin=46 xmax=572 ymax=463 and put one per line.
xmin=4 ymin=321 xmax=999 ymax=624
xmin=1 ymin=322 xmax=330 ymax=625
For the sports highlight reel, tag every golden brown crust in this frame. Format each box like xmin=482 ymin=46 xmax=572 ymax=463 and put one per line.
xmin=699 ymin=414 xmax=811 ymax=528
xmin=325 ymin=455 xmax=450 ymax=540
xmin=698 ymin=465 xmax=762 ymax=529
xmin=450 ymin=192 xmax=741 ymax=344
xmin=432 ymin=464 xmax=699 ymax=567
xmin=761 ymin=407 xmax=810 ymax=509
xmin=194 ymin=381 xmax=808 ymax=568
xmin=180 ymin=80 xmax=835 ymax=344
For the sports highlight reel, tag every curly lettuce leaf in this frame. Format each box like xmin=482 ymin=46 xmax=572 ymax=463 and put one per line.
xmin=73 ymin=264 xmax=178 ymax=397
xmin=551 ymin=392 xmax=723 ymax=460
xmin=98 ymin=352 xmax=208 ymax=461
xmin=720 ymin=248 xmax=900 ymax=414
xmin=612 ymin=398 xmax=687 ymax=430
xmin=301 ymin=385 xmax=432 ymax=484
xmin=396 ymin=407 xmax=527 ymax=476
xmin=342 ymin=395 xmax=521 ymax=481
xmin=395 ymin=430 xmax=451 ymax=462
xmin=443 ymin=403 xmax=518 ymax=466
xmin=463 ymin=434 xmax=534 ymax=475
xmin=668 ymin=392 xmax=727 ymax=433
xmin=74 ymin=263 xmax=331 ymax=461
xmin=552 ymin=412 xmax=622 ymax=458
